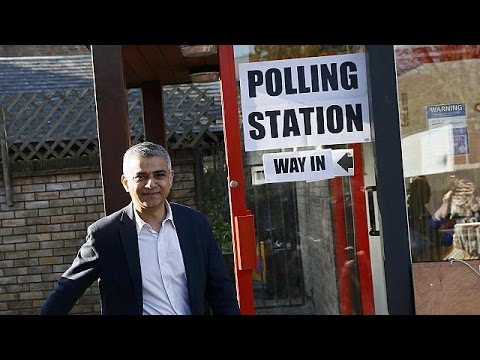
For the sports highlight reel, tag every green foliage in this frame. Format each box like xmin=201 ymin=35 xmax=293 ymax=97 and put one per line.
xmin=202 ymin=148 xmax=233 ymax=253
xmin=207 ymin=199 xmax=233 ymax=253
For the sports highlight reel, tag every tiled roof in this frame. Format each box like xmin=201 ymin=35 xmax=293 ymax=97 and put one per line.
xmin=0 ymin=55 xmax=94 ymax=93
xmin=0 ymin=55 xmax=224 ymax=144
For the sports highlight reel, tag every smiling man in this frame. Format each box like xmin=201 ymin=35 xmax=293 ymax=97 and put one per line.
xmin=40 ymin=142 xmax=240 ymax=315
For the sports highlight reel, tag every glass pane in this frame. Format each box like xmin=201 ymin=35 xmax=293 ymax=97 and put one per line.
xmin=233 ymin=45 xmax=377 ymax=314
xmin=395 ymin=45 xmax=480 ymax=262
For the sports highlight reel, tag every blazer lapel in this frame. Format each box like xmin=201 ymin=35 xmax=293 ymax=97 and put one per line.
xmin=171 ymin=204 xmax=197 ymax=305
xmin=120 ymin=203 xmax=143 ymax=314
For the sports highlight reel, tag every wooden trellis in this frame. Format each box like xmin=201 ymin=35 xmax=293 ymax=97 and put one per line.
xmin=0 ymin=84 xmax=222 ymax=166
xmin=0 ymin=88 xmax=100 ymax=161
xmin=163 ymin=84 xmax=221 ymax=149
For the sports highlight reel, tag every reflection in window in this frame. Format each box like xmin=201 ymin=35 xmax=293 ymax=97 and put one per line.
xmin=395 ymin=45 xmax=480 ymax=262
xmin=248 ymin=45 xmax=365 ymax=62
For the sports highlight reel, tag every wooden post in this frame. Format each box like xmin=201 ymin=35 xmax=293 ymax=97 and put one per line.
xmin=142 ymin=81 xmax=167 ymax=147
xmin=91 ymin=45 xmax=131 ymax=215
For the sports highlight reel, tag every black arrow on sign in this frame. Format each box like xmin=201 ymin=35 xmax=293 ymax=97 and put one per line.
xmin=337 ymin=152 xmax=353 ymax=172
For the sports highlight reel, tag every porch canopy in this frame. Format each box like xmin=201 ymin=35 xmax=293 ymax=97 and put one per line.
xmin=90 ymin=45 xmax=219 ymax=214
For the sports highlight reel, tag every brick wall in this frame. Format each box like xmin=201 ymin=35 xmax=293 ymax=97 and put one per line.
xmin=0 ymin=150 xmax=198 ymax=315
xmin=295 ymin=180 xmax=340 ymax=315
xmin=170 ymin=150 xmax=197 ymax=209
xmin=0 ymin=172 xmax=104 ymax=315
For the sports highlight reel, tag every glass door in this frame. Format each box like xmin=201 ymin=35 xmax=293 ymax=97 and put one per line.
xmin=220 ymin=45 xmax=389 ymax=314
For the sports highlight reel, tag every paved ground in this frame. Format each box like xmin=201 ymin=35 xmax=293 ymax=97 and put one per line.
xmin=255 ymin=302 xmax=314 ymax=315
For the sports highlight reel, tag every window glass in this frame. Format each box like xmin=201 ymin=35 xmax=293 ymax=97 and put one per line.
xmin=395 ymin=45 xmax=480 ymax=262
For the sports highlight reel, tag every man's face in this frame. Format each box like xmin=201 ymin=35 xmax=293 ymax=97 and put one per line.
xmin=121 ymin=155 xmax=174 ymax=212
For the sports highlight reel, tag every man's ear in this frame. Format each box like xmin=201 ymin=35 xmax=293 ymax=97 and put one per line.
xmin=121 ymin=175 xmax=129 ymax=192
xmin=169 ymin=170 xmax=174 ymax=184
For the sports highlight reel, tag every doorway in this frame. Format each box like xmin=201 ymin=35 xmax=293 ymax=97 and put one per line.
xmin=220 ymin=45 xmax=389 ymax=314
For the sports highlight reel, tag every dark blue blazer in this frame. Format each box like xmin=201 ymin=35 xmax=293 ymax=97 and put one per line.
xmin=40 ymin=202 xmax=240 ymax=315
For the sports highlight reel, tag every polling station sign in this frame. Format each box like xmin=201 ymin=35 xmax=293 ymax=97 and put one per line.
xmin=239 ymin=53 xmax=371 ymax=152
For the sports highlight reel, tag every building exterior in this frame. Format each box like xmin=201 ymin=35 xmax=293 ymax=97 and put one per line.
xmin=1 ymin=45 xmax=480 ymax=315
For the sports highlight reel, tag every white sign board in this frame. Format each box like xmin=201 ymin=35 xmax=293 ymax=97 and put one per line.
xmin=263 ymin=149 xmax=334 ymax=183
xmin=332 ymin=149 xmax=354 ymax=176
xmin=239 ymin=53 xmax=371 ymax=152
xmin=262 ymin=148 xmax=355 ymax=183
xmin=251 ymin=165 xmax=266 ymax=186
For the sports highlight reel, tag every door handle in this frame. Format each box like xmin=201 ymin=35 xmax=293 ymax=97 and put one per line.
xmin=365 ymin=186 xmax=380 ymax=236
xmin=233 ymin=213 xmax=257 ymax=271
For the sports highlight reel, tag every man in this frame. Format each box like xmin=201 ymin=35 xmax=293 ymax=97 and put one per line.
xmin=40 ymin=142 xmax=241 ymax=315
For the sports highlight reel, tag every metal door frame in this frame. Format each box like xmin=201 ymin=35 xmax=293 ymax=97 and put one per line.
xmin=366 ymin=45 xmax=414 ymax=315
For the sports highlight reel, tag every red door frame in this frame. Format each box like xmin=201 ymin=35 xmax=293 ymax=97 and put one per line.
xmin=331 ymin=177 xmax=353 ymax=314
xmin=218 ymin=45 xmax=255 ymax=315
xmin=331 ymin=144 xmax=375 ymax=314
xmin=350 ymin=143 xmax=375 ymax=314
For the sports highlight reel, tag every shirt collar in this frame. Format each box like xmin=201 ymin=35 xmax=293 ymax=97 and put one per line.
xmin=134 ymin=200 xmax=174 ymax=235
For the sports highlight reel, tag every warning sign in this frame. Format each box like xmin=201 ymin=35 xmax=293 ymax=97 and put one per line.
xmin=426 ymin=102 xmax=468 ymax=155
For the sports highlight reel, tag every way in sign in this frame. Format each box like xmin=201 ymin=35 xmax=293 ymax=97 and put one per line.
xmin=274 ymin=155 xmax=326 ymax=174
xmin=263 ymin=149 xmax=334 ymax=183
